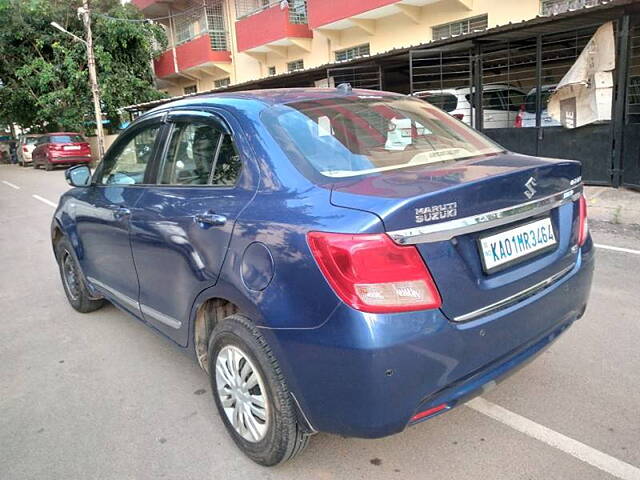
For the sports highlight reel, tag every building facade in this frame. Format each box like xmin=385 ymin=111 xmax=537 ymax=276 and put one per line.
xmin=132 ymin=0 xmax=606 ymax=97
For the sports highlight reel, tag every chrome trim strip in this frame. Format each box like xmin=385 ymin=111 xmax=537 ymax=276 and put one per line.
xmin=453 ymin=263 xmax=575 ymax=322
xmin=140 ymin=304 xmax=182 ymax=329
xmin=86 ymin=276 xmax=139 ymax=310
xmin=388 ymin=186 xmax=582 ymax=245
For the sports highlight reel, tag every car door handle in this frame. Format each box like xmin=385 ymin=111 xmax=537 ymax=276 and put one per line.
xmin=194 ymin=212 xmax=227 ymax=227
xmin=112 ymin=206 xmax=131 ymax=220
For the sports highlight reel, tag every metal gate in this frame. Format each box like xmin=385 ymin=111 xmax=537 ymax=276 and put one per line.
xmin=408 ymin=24 xmax=617 ymax=186
xmin=327 ymin=64 xmax=382 ymax=90
xmin=409 ymin=46 xmax=476 ymax=126
xmin=621 ymin=17 xmax=640 ymax=189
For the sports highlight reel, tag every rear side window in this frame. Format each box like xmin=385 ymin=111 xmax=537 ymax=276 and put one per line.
xmin=159 ymin=123 xmax=222 ymax=185
xmin=525 ymin=89 xmax=554 ymax=113
xmin=50 ymin=135 xmax=84 ymax=143
xmin=158 ymin=122 xmax=241 ymax=187
xmin=419 ymin=94 xmax=458 ymax=112
xmin=211 ymin=135 xmax=241 ymax=186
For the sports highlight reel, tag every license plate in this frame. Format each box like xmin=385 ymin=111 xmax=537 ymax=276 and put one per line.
xmin=64 ymin=145 xmax=81 ymax=150
xmin=479 ymin=217 xmax=557 ymax=273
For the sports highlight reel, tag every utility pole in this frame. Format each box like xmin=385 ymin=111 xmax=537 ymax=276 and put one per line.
xmin=79 ymin=0 xmax=105 ymax=158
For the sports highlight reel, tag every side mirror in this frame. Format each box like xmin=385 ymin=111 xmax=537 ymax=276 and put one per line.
xmin=66 ymin=165 xmax=92 ymax=187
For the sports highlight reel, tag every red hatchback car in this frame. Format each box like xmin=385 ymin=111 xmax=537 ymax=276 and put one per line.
xmin=32 ymin=133 xmax=92 ymax=170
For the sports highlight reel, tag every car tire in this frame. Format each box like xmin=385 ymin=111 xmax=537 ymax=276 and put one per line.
xmin=208 ymin=314 xmax=309 ymax=466
xmin=55 ymin=237 xmax=105 ymax=313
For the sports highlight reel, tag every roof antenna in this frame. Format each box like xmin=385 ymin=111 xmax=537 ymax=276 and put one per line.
xmin=336 ymin=83 xmax=352 ymax=94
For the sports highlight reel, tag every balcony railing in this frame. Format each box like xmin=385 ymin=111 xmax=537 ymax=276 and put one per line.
xmin=236 ymin=0 xmax=308 ymax=24
xmin=154 ymin=34 xmax=232 ymax=78
xmin=170 ymin=0 xmax=229 ymax=50
xmin=235 ymin=0 xmax=312 ymax=52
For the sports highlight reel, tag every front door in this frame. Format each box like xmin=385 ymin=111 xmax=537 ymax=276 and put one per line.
xmin=129 ymin=111 xmax=256 ymax=345
xmin=75 ymin=120 xmax=164 ymax=316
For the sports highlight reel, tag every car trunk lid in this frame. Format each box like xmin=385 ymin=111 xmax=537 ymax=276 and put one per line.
xmin=330 ymin=152 xmax=583 ymax=321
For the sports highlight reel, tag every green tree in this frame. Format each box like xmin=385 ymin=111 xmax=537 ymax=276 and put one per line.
xmin=0 ymin=0 xmax=167 ymax=134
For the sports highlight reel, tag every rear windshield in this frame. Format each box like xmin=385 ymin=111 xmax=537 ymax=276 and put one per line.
xmin=50 ymin=135 xmax=85 ymax=143
xmin=525 ymin=89 xmax=554 ymax=113
xmin=262 ymin=95 xmax=503 ymax=180
xmin=417 ymin=93 xmax=458 ymax=112
xmin=24 ymin=137 xmax=40 ymax=145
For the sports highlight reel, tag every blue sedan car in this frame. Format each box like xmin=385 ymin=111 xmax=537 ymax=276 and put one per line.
xmin=53 ymin=87 xmax=594 ymax=466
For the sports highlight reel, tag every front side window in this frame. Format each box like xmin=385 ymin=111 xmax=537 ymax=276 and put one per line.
xmin=99 ymin=125 xmax=160 ymax=185
xmin=159 ymin=122 xmax=222 ymax=185
xmin=263 ymin=95 xmax=503 ymax=180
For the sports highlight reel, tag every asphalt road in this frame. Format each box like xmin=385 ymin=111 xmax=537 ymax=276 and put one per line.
xmin=1 ymin=164 xmax=639 ymax=480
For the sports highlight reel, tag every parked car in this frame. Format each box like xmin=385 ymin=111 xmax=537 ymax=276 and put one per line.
xmin=52 ymin=87 xmax=594 ymax=466
xmin=414 ymin=84 xmax=526 ymax=128
xmin=514 ymin=85 xmax=562 ymax=128
xmin=0 ymin=137 xmax=17 ymax=164
xmin=32 ymin=132 xmax=92 ymax=170
xmin=17 ymin=134 xmax=43 ymax=167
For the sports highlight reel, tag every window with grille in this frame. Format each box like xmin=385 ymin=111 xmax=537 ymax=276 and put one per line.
xmin=205 ymin=1 xmax=228 ymax=51
xmin=175 ymin=17 xmax=196 ymax=44
xmin=288 ymin=0 xmax=308 ymax=24
xmin=335 ymin=44 xmax=370 ymax=62
xmin=268 ymin=66 xmax=276 ymax=76
xmin=287 ymin=59 xmax=304 ymax=72
xmin=541 ymin=0 xmax=608 ymax=16
xmin=184 ymin=85 xmax=197 ymax=95
xmin=432 ymin=15 xmax=488 ymax=41
xmin=214 ymin=77 xmax=231 ymax=88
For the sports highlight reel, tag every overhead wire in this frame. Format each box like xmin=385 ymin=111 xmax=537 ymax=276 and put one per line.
xmin=92 ymin=3 xmax=205 ymax=24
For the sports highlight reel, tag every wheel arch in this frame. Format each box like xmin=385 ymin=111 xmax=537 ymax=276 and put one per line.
xmin=188 ymin=279 xmax=263 ymax=371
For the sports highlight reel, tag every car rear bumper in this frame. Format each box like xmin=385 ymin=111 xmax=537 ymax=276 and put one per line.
xmin=263 ymin=239 xmax=595 ymax=438
xmin=49 ymin=156 xmax=91 ymax=164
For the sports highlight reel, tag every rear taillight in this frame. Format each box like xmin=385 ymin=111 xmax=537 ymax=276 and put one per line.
xmin=578 ymin=195 xmax=588 ymax=246
xmin=514 ymin=104 xmax=525 ymax=128
xmin=22 ymin=146 xmax=28 ymax=152
xmin=307 ymin=232 xmax=442 ymax=313
xmin=452 ymin=113 xmax=464 ymax=121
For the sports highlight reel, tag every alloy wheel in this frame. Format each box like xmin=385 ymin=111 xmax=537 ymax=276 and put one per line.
xmin=215 ymin=345 xmax=269 ymax=442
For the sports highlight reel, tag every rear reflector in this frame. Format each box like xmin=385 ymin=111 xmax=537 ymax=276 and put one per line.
xmin=578 ymin=195 xmax=588 ymax=246
xmin=451 ymin=113 xmax=464 ymax=121
xmin=411 ymin=403 xmax=448 ymax=422
xmin=307 ymin=232 xmax=442 ymax=313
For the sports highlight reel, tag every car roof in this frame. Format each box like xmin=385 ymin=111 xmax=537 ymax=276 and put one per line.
xmin=144 ymin=87 xmax=402 ymax=119
xmin=46 ymin=132 xmax=83 ymax=135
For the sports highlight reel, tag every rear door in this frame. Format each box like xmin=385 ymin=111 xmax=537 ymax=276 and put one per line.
xmin=129 ymin=110 xmax=257 ymax=346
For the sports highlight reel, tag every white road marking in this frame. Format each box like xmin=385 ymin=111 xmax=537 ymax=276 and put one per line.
xmin=467 ymin=397 xmax=640 ymax=480
xmin=1 ymin=180 xmax=20 ymax=189
xmin=595 ymin=244 xmax=640 ymax=256
xmin=32 ymin=194 xmax=57 ymax=208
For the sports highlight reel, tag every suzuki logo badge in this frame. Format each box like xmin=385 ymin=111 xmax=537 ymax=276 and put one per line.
xmin=524 ymin=177 xmax=537 ymax=199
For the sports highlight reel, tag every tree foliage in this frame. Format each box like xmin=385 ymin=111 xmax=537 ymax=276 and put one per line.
xmin=0 ymin=0 xmax=167 ymax=133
